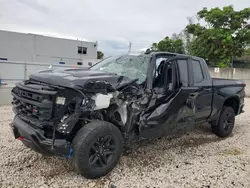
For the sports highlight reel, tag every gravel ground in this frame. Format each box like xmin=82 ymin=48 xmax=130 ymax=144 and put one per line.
xmin=1 ymin=100 xmax=250 ymax=188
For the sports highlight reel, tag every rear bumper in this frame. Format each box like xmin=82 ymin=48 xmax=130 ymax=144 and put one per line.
xmin=12 ymin=115 xmax=72 ymax=156
xmin=238 ymin=104 xmax=245 ymax=114
xmin=236 ymin=102 xmax=245 ymax=115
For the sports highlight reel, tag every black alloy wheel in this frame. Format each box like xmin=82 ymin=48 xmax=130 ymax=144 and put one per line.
xmin=212 ymin=106 xmax=235 ymax=138
xmin=222 ymin=111 xmax=234 ymax=132
xmin=89 ymin=135 xmax=116 ymax=168
xmin=72 ymin=121 xmax=123 ymax=179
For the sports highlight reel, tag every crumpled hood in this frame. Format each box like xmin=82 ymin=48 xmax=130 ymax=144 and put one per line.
xmin=29 ymin=68 xmax=132 ymax=90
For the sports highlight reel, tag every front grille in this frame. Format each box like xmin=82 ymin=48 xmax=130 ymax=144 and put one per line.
xmin=12 ymin=98 xmax=51 ymax=121
xmin=12 ymin=87 xmax=45 ymax=102
xmin=12 ymin=83 xmax=56 ymax=123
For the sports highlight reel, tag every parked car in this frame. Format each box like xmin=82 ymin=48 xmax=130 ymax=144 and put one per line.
xmin=11 ymin=51 xmax=245 ymax=179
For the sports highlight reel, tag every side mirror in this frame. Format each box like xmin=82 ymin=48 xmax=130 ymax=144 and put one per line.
xmin=88 ymin=62 xmax=93 ymax=67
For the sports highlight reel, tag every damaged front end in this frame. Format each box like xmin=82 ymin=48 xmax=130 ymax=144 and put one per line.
xmin=11 ymin=74 xmax=148 ymax=156
xmin=11 ymin=81 xmax=73 ymax=156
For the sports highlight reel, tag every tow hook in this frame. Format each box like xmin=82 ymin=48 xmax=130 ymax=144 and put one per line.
xmin=65 ymin=147 xmax=73 ymax=158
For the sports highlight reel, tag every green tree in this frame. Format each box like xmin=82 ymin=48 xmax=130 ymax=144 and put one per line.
xmin=245 ymin=48 xmax=250 ymax=55
xmin=151 ymin=43 xmax=158 ymax=51
xmin=151 ymin=36 xmax=185 ymax=54
xmin=170 ymin=17 xmax=196 ymax=54
xmin=186 ymin=6 xmax=250 ymax=67
xmin=97 ymin=51 xmax=104 ymax=59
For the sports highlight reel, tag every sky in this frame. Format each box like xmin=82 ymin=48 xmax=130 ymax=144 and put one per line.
xmin=0 ymin=0 xmax=249 ymax=56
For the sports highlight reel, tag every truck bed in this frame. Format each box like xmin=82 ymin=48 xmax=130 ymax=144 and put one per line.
xmin=212 ymin=78 xmax=245 ymax=87
xmin=210 ymin=78 xmax=245 ymax=119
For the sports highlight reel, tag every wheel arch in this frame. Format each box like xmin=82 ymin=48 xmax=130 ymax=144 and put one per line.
xmin=223 ymin=96 xmax=240 ymax=115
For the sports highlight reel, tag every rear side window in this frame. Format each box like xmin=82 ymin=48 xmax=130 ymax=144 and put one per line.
xmin=192 ymin=60 xmax=203 ymax=82
xmin=177 ymin=60 xmax=188 ymax=84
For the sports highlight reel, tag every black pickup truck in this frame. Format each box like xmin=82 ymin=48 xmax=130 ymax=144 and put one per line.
xmin=11 ymin=51 xmax=245 ymax=179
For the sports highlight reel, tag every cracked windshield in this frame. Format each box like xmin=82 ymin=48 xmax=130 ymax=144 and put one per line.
xmin=91 ymin=55 xmax=150 ymax=83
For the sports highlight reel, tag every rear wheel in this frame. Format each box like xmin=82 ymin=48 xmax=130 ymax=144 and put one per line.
xmin=212 ymin=106 xmax=235 ymax=138
xmin=72 ymin=121 xmax=123 ymax=179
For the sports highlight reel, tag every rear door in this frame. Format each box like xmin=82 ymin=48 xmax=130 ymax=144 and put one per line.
xmin=189 ymin=59 xmax=213 ymax=122
xmin=139 ymin=57 xmax=198 ymax=139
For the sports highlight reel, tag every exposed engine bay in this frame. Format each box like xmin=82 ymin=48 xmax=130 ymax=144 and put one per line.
xmin=52 ymin=77 xmax=150 ymax=143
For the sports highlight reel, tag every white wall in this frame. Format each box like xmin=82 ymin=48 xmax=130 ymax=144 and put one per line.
xmin=0 ymin=30 xmax=97 ymax=66
xmin=0 ymin=30 xmax=35 ymax=62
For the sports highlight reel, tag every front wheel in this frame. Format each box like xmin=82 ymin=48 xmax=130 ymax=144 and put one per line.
xmin=212 ymin=106 xmax=235 ymax=138
xmin=72 ymin=121 xmax=123 ymax=179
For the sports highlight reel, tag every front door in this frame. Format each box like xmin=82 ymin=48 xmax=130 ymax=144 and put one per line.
xmin=139 ymin=57 xmax=198 ymax=139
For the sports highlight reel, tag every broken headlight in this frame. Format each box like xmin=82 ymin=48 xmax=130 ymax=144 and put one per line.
xmin=56 ymin=97 xmax=66 ymax=105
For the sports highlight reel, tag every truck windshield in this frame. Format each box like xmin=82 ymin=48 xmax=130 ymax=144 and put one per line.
xmin=90 ymin=55 xmax=150 ymax=83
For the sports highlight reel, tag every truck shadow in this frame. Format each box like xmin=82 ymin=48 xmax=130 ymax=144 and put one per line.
xmin=122 ymin=123 xmax=226 ymax=169
xmin=124 ymin=123 xmax=223 ymax=152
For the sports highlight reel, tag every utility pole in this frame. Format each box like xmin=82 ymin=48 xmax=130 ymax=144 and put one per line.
xmin=128 ymin=42 xmax=132 ymax=53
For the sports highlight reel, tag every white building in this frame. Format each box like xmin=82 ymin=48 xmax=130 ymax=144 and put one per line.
xmin=0 ymin=30 xmax=98 ymax=66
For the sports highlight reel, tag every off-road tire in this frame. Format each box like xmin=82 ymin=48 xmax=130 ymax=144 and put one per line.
xmin=72 ymin=120 xmax=123 ymax=179
xmin=212 ymin=106 xmax=235 ymax=138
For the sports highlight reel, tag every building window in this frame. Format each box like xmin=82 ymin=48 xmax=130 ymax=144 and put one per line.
xmin=78 ymin=47 xmax=82 ymax=54
xmin=78 ymin=46 xmax=87 ymax=54
xmin=77 ymin=62 xmax=83 ymax=65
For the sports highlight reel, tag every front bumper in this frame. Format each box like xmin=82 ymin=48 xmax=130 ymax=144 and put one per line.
xmin=12 ymin=115 xmax=72 ymax=156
